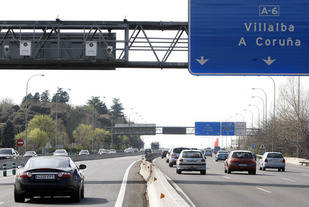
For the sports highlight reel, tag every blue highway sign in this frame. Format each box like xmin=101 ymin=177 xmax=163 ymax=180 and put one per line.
xmin=252 ymin=144 xmax=257 ymax=149
xmin=189 ymin=0 xmax=309 ymax=75
xmin=221 ymin=122 xmax=235 ymax=136
xmin=195 ymin=122 xmax=220 ymax=136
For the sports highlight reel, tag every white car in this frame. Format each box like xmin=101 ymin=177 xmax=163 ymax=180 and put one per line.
xmin=23 ymin=151 xmax=37 ymax=157
xmin=108 ymin=149 xmax=116 ymax=154
xmin=79 ymin=150 xmax=90 ymax=155
xmin=168 ymin=147 xmax=190 ymax=167
xmin=53 ymin=149 xmax=68 ymax=156
xmin=98 ymin=149 xmax=109 ymax=155
xmin=0 ymin=148 xmax=19 ymax=159
xmin=124 ymin=148 xmax=134 ymax=153
xmin=176 ymin=150 xmax=206 ymax=175
xmin=259 ymin=152 xmax=285 ymax=171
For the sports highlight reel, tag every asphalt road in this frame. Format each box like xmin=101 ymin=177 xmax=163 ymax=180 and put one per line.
xmin=155 ymin=156 xmax=309 ymax=207
xmin=0 ymin=155 xmax=143 ymax=207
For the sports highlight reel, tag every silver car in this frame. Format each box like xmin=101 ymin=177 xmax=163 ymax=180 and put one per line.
xmin=259 ymin=152 xmax=285 ymax=171
xmin=168 ymin=147 xmax=190 ymax=167
xmin=53 ymin=149 xmax=68 ymax=156
xmin=176 ymin=150 xmax=206 ymax=175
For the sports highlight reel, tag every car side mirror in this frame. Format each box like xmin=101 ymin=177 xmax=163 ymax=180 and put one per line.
xmin=79 ymin=164 xmax=86 ymax=170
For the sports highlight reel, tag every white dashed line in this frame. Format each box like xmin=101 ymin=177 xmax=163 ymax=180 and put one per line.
xmin=223 ymin=176 xmax=232 ymax=179
xmin=256 ymin=187 xmax=272 ymax=193
xmin=0 ymin=202 xmax=4 ymax=205
xmin=280 ymin=177 xmax=296 ymax=182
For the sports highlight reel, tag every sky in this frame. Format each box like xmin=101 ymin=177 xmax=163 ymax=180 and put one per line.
xmin=0 ymin=0 xmax=308 ymax=149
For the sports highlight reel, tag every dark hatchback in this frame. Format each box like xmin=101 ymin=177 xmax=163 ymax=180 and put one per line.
xmin=14 ymin=156 xmax=86 ymax=203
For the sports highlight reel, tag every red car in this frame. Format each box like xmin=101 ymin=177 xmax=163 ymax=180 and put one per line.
xmin=224 ymin=150 xmax=256 ymax=175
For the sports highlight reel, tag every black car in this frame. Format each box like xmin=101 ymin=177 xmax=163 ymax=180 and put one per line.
xmin=14 ymin=156 xmax=86 ymax=203
xmin=145 ymin=149 xmax=152 ymax=154
xmin=161 ymin=150 xmax=168 ymax=159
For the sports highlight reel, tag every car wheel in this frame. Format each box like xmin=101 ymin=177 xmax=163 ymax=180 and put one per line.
xmin=224 ymin=168 xmax=227 ymax=173
xmin=200 ymin=170 xmax=206 ymax=175
xmin=227 ymin=169 xmax=231 ymax=174
xmin=71 ymin=189 xmax=82 ymax=202
xmin=282 ymin=168 xmax=285 ymax=172
xmin=169 ymin=163 xmax=173 ymax=167
xmin=176 ymin=169 xmax=181 ymax=174
xmin=262 ymin=167 xmax=266 ymax=171
xmin=166 ymin=159 xmax=169 ymax=163
xmin=278 ymin=168 xmax=281 ymax=172
xmin=14 ymin=188 xmax=25 ymax=203
xmin=259 ymin=167 xmax=262 ymax=170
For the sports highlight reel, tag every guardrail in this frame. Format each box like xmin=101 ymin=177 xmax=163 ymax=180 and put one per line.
xmin=139 ymin=157 xmax=190 ymax=207
xmin=0 ymin=152 xmax=143 ymax=171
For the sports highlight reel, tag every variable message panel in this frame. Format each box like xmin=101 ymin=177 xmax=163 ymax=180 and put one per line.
xmin=189 ymin=0 xmax=309 ymax=75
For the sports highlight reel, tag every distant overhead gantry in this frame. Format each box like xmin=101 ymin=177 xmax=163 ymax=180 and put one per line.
xmin=0 ymin=19 xmax=188 ymax=70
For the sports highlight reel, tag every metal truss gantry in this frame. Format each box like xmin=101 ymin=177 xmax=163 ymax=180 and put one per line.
xmin=0 ymin=20 xmax=188 ymax=69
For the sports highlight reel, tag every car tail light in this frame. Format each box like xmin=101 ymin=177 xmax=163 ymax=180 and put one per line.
xmin=230 ymin=159 xmax=237 ymax=163
xmin=201 ymin=159 xmax=205 ymax=162
xmin=282 ymin=159 xmax=285 ymax=163
xmin=172 ymin=154 xmax=176 ymax=157
xmin=251 ymin=159 xmax=256 ymax=164
xmin=179 ymin=159 xmax=183 ymax=162
xmin=20 ymin=172 xmax=32 ymax=178
xmin=265 ymin=159 xmax=268 ymax=162
xmin=58 ymin=172 xmax=72 ymax=178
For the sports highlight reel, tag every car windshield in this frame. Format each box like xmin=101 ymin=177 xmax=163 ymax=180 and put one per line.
xmin=27 ymin=157 xmax=69 ymax=169
xmin=232 ymin=152 xmax=253 ymax=159
xmin=267 ymin=153 xmax=283 ymax=158
xmin=173 ymin=148 xmax=189 ymax=153
xmin=0 ymin=149 xmax=12 ymax=154
xmin=81 ymin=150 xmax=88 ymax=153
xmin=182 ymin=151 xmax=202 ymax=158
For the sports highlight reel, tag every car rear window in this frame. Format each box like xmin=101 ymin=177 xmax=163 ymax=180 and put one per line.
xmin=27 ymin=157 xmax=69 ymax=169
xmin=267 ymin=153 xmax=283 ymax=158
xmin=173 ymin=148 xmax=189 ymax=153
xmin=232 ymin=152 xmax=253 ymax=159
xmin=182 ymin=151 xmax=202 ymax=158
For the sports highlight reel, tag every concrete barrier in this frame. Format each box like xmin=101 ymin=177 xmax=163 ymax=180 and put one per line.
xmin=139 ymin=158 xmax=190 ymax=207
xmin=285 ymin=157 xmax=307 ymax=165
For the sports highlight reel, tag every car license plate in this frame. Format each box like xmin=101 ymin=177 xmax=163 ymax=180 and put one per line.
xmin=239 ymin=164 xmax=247 ymax=167
xmin=35 ymin=174 xmax=55 ymax=180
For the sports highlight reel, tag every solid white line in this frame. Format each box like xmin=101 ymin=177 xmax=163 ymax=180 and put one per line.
xmin=280 ymin=177 xmax=296 ymax=182
xmin=256 ymin=187 xmax=272 ymax=193
xmin=114 ymin=160 xmax=138 ymax=207
xmin=0 ymin=202 xmax=4 ymax=205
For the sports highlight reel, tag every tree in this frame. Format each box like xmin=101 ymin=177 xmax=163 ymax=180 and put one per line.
xmin=0 ymin=120 xmax=16 ymax=148
xmin=87 ymin=96 xmax=108 ymax=114
xmin=28 ymin=115 xmax=56 ymax=143
xmin=41 ymin=90 xmax=50 ymax=103
xmin=72 ymin=124 xmax=93 ymax=149
xmin=93 ymin=128 xmax=111 ymax=149
xmin=111 ymin=98 xmax=124 ymax=118
xmin=52 ymin=88 xmax=70 ymax=103
xmin=33 ymin=92 xmax=40 ymax=103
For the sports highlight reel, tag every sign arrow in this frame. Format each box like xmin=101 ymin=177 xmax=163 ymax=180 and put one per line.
xmin=263 ymin=56 xmax=276 ymax=66
xmin=196 ymin=56 xmax=208 ymax=65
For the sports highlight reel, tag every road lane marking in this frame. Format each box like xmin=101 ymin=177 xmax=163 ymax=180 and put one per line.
xmin=223 ymin=176 xmax=232 ymax=179
xmin=280 ymin=177 xmax=296 ymax=182
xmin=0 ymin=202 xmax=4 ymax=205
xmin=114 ymin=160 xmax=138 ymax=207
xmin=256 ymin=187 xmax=272 ymax=193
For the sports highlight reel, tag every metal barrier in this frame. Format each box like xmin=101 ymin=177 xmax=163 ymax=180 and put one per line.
xmin=139 ymin=158 xmax=190 ymax=207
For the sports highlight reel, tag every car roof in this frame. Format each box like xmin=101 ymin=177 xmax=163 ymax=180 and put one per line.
xmin=231 ymin=150 xmax=252 ymax=153
xmin=181 ymin=150 xmax=202 ymax=153
xmin=30 ymin=156 xmax=69 ymax=160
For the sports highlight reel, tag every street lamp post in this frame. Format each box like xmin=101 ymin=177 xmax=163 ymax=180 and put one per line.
xmin=268 ymin=76 xmax=276 ymax=151
xmin=243 ymin=109 xmax=254 ymax=129
xmin=248 ymin=104 xmax=261 ymax=128
xmin=25 ymin=74 xmax=45 ymax=151
xmin=252 ymin=96 xmax=265 ymax=127
xmin=235 ymin=113 xmax=245 ymax=149
xmin=252 ymin=88 xmax=268 ymax=125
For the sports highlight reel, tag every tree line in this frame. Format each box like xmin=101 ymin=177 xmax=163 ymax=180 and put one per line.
xmin=0 ymin=88 xmax=144 ymax=153
xmin=241 ymin=78 xmax=309 ymax=159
